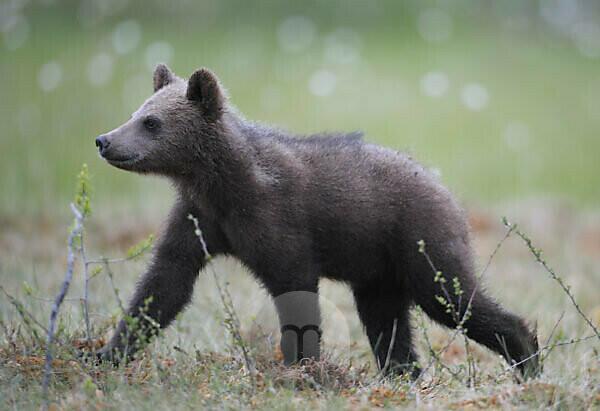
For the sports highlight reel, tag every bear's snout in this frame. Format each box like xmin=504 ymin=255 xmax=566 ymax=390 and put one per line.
xmin=95 ymin=135 xmax=110 ymax=156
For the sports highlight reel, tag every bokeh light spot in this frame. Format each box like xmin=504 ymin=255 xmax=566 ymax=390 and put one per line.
xmin=87 ymin=52 xmax=114 ymax=87
xmin=460 ymin=83 xmax=489 ymax=111
xmin=278 ymin=16 xmax=316 ymax=53
xmin=420 ymin=71 xmax=449 ymax=98
xmin=37 ymin=61 xmax=63 ymax=92
xmin=112 ymin=20 xmax=142 ymax=55
xmin=308 ymin=70 xmax=337 ymax=97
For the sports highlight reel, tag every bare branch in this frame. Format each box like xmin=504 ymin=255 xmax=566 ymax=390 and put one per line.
xmin=43 ymin=203 xmax=83 ymax=403
xmin=503 ymin=217 xmax=600 ymax=341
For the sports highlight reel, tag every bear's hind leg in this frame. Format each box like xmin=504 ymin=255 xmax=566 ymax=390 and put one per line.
xmin=352 ymin=285 xmax=420 ymax=378
xmin=410 ymin=248 xmax=540 ymax=378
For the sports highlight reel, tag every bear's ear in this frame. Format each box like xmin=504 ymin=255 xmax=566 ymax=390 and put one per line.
xmin=153 ymin=64 xmax=175 ymax=92
xmin=186 ymin=68 xmax=224 ymax=119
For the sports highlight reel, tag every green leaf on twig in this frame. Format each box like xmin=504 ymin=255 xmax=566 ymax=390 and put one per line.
xmin=126 ymin=234 xmax=155 ymax=260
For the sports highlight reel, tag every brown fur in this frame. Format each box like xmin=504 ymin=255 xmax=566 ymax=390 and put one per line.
xmin=92 ymin=65 xmax=540 ymax=378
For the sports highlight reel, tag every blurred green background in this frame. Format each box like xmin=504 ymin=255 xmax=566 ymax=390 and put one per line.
xmin=1 ymin=0 xmax=599 ymax=218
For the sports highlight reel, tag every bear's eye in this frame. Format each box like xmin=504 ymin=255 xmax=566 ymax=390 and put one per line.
xmin=143 ymin=116 xmax=161 ymax=131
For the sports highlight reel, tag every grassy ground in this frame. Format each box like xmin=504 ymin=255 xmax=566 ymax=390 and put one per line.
xmin=1 ymin=195 xmax=599 ymax=409
xmin=1 ymin=1 xmax=600 ymax=409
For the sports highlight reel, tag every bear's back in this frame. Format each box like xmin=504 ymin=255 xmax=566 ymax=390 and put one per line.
xmin=250 ymin=130 xmax=460 ymax=228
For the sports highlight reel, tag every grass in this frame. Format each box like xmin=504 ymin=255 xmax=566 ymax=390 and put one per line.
xmin=1 ymin=186 xmax=599 ymax=409
xmin=1 ymin=1 xmax=600 ymax=409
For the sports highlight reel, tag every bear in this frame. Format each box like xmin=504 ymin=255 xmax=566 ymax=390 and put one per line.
xmin=93 ymin=64 xmax=539 ymax=379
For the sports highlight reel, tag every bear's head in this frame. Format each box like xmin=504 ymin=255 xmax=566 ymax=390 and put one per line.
xmin=95 ymin=64 xmax=227 ymax=176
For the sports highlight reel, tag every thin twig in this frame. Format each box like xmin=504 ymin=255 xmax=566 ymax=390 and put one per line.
xmin=85 ymin=250 xmax=150 ymax=266
xmin=418 ymin=241 xmax=460 ymax=324
xmin=102 ymin=258 xmax=125 ymax=314
xmin=465 ymin=223 xmax=516 ymax=321
xmin=411 ymin=223 xmax=516 ymax=389
xmin=380 ymin=318 xmax=398 ymax=375
xmin=372 ymin=333 xmax=384 ymax=369
xmin=23 ymin=295 xmax=82 ymax=303
xmin=463 ymin=335 xmax=475 ymax=387
xmin=414 ymin=308 xmax=460 ymax=380
xmin=0 ymin=285 xmax=49 ymax=336
xmin=503 ymin=217 xmax=600 ymax=341
xmin=544 ymin=311 xmax=565 ymax=348
xmin=541 ymin=311 xmax=565 ymax=363
xmin=43 ymin=203 xmax=83 ymax=405
xmin=188 ymin=214 xmax=256 ymax=380
xmin=498 ymin=334 xmax=597 ymax=378
xmin=79 ymin=230 xmax=92 ymax=344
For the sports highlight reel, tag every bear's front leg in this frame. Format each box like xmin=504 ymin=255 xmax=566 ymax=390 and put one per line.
xmin=96 ymin=201 xmax=209 ymax=364
xmin=272 ymin=288 xmax=322 ymax=365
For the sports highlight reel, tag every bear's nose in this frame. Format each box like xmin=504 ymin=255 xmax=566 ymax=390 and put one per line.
xmin=95 ymin=135 xmax=110 ymax=155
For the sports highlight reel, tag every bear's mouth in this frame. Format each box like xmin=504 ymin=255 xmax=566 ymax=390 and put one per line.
xmin=105 ymin=155 xmax=140 ymax=168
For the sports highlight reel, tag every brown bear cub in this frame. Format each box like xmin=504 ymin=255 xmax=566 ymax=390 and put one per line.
xmin=94 ymin=64 xmax=539 ymax=379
